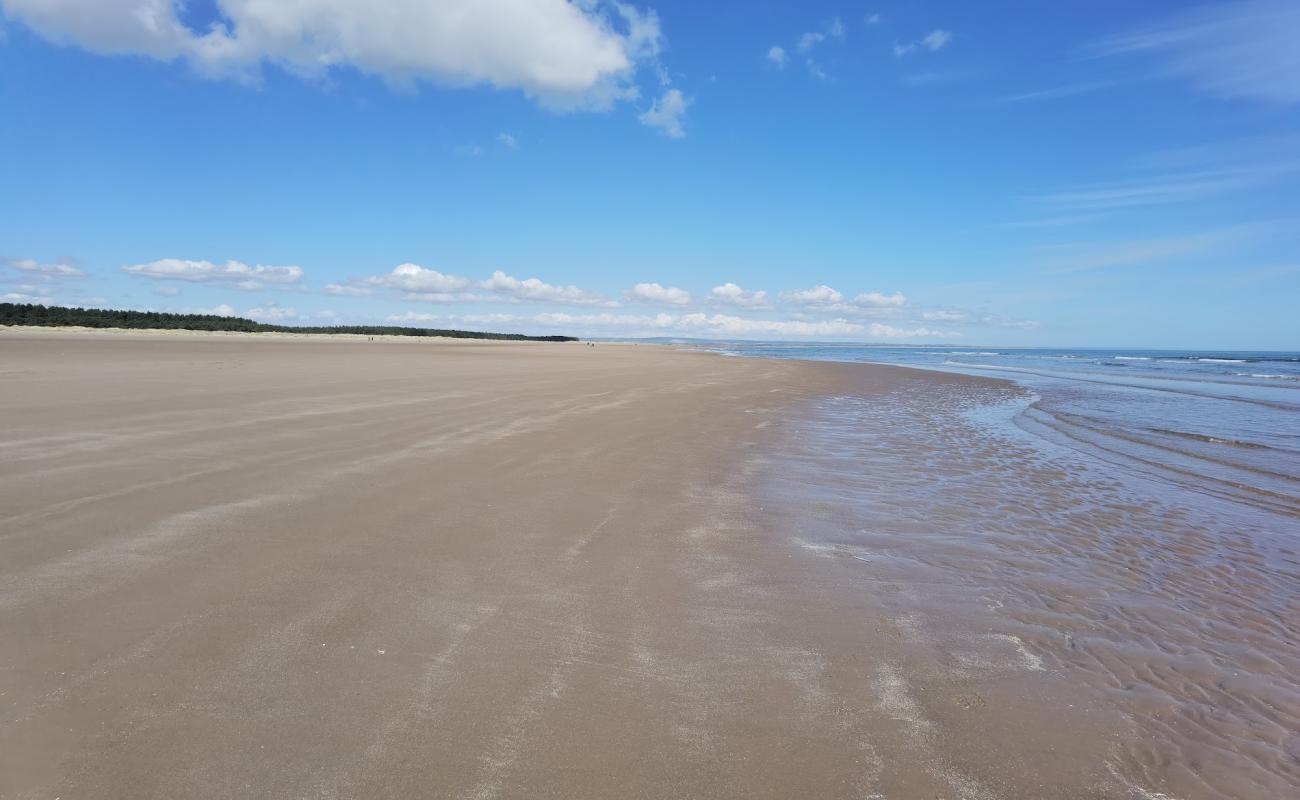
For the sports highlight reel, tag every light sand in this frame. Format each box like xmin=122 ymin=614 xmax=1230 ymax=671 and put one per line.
xmin=1 ymin=330 xmax=1121 ymax=799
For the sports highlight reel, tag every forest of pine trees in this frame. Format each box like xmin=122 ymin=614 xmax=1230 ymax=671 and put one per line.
xmin=0 ymin=303 xmax=578 ymax=342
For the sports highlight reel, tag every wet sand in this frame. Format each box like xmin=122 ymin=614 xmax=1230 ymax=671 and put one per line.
xmin=0 ymin=330 xmax=1284 ymax=798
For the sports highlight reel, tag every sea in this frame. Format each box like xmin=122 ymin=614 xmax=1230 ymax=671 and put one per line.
xmin=690 ymin=342 xmax=1300 ymax=799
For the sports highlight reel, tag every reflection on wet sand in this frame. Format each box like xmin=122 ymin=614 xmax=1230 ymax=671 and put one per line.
xmin=761 ymin=369 xmax=1298 ymax=799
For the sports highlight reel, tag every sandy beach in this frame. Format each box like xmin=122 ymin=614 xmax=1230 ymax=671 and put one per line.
xmin=1 ymin=330 xmax=1290 ymax=799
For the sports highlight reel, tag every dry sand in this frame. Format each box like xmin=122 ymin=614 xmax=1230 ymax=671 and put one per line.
xmin=1 ymin=330 xmax=1124 ymax=799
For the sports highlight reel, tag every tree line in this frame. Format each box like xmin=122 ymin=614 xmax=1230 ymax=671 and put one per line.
xmin=0 ymin=303 xmax=578 ymax=342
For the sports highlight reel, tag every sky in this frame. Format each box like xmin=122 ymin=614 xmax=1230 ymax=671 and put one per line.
xmin=1 ymin=0 xmax=1297 ymax=349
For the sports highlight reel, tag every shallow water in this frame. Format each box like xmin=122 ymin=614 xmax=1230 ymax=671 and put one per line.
xmin=717 ymin=345 xmax=1300 ymax=799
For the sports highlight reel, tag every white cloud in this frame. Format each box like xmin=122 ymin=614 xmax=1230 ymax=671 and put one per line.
xmin=458 ymin=312 xmax=525 ymax=325
xmin=797 ymin=31 xmax=825 ymax=53
xmin=922 ymin=30 xmax=952 ymax=51
xmin=783 ymin=284 xmax=845 ymax=306
xmin=708 ymin=282 xmax=769 ymax=309
xmin=994 ymin=81 xmax=1114 ymax=105
xmin=766 ymin=45 xmax=788 ymax=68
xmin=401 ymin=291 xmax=500 ymax=304
xmin=480 ymin=270 xmax=615 ymax=306
xmin=1087 ymin=0 xmax=1300 ymax=104
xmin=363 ymin=263 xmax=473 ymax=293
xmin=894 ymin=29 xmax=952 ymax=57
xmin=197 ymin=303 xmax=237 ymax=317
xmin=922 ymin=309 xmax=968 ymax=322
xmin=865 ymin=13 xmax=882 ymax=26
xmin=3 ymin=290 xmax=56 ymax=303
xmin=625 ymin=281 xmax=690 ymax=305
xmin=864 ymin=322 xmax=952 ymax=339
xmin=678 ymin=312 xmax=862 ymax=338
xmin=1038 ymin=225 xmax=1262 ymax=274
xmin=244 ymin=305 xmax=300 ymax=322
xmin=852 ymin=291 xmax=907 ymax=308
xmin=323 ymin=283 xmax=373 ymax=296
xmin=387 ymin=311 xmax=441 ymax=323
xmin=121 ymin=258 xmax=303 ymax=289
xmin=639 ymin=88 xmax=690 ymax=138
xmin=1 ymin=0 xmax=664 ymax=110
xmin=2 ymin=257 xmax=85 ymax=279
xmin=496 ymin=132 xmax=518 ymax=151
xmin=382 ymin=305 xmax=957 ymax=341
xmin=789 ymin=17 xmax=845 ymax=79
xmin=153 ymin=286 xmax=182 ymax=297
xmin=1029 ymin=169 xmax=1287 ymax=212
xmin=533 ymin=311 xmax=674 ymax=329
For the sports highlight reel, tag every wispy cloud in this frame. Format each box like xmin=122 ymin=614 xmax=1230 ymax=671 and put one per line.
xmin=1085 ymin=0 xmax=1300 ymax=104
xmin=1001 ymin=214 xmax=1106 ymax=229
xmin=994 ymin=80 xmax=1114 ymax=104
xmin=894 ymin=29 xmax=952 ymax=57
xmin=2 ymin=257 xmax=86 ymax=280
xmin=776 ymin=17 xmax=846 ymax=79
xmin=639 ymin=88 xmax=691 ymax=139
xmin=1036 ymin=222 xmax=1279 ymax=274
xmin=1027 ymin=166 xmax=1293 ymax=212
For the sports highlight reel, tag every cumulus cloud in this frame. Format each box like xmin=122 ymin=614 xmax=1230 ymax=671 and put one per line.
xmin=520 ymin=310 xmax=949 ymax=340
xmin=852 ymin=291 xmax=907 ymax=308
xmin=244 ymin=304 xmax=300 ymax=322
xmin=894 ymin=29 xmax=953 ymax=57
xmin=639 ymin=88 xmax=690 ymax=138
xmin=533 ymin=311 xmax=674 ymax=328
xmin=679 ymin=313 xmax=862 ymax=338
xmin=121 ymin=258 xmax=303 ymax=290
xmin=782 ymin=284 xmax=845 ymax=306
xmin=0 ymin=0 xmax=665 ymax=109
xmin=323 ymin=283 xmax=373 ymax=297
xmin=766 ymin=45 xmax=788 ymax=69
xmin=480 ymin=270 xmax=616 ymax=306
xmin=196 ymin=303 xmax=237 ymax=317
xmin=708 ymin=282 xmax=769 ymax=309
xmin=362 ymin=263 xmax=472 ymax=293
xmin=625 ymin=281 xmax=690 ymax=305
xmin=779 ymin=284 xmax=908 ymax=315
xmin=864 ymin=322 xmax=951 ymax=338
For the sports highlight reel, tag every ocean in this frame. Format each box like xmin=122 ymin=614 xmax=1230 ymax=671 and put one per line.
xmin=693 ymin=342 xmax=1300 ymax=798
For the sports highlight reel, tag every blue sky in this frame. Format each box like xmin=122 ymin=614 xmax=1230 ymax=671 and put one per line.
xmin=1 ymin=0 xmax=1297 ymax=348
